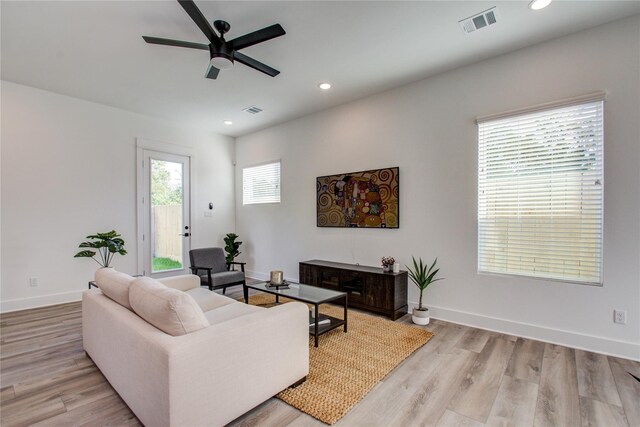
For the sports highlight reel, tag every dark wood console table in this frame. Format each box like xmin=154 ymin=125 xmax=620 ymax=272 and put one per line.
xmin=299 ymin=260 xmax=408 ymax=320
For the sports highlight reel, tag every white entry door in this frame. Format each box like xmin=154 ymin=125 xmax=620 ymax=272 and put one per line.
xmin=139 ymin=150 xmax=191 ymax=278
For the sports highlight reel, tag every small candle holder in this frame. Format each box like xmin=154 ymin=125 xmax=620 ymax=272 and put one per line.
xmin=270 ymin=270 xmax=283 ymax=285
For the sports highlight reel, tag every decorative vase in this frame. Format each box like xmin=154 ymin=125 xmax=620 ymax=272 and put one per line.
xmin=412 ymin=307 xmax=430 ymax=325
xmin=382 ymin=265 xmax=392 ymax=272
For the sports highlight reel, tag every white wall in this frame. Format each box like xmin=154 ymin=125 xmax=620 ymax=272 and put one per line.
xmin=1 ymin=81 xmax=236 ymax=311
xmin=235 ymin=16 xmax=640 ymax=360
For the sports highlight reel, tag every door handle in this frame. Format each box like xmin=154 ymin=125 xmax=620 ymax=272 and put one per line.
xmin=180 ymin=233 xmax=190 ymax=237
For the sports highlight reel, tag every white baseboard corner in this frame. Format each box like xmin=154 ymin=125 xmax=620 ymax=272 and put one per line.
xmin=409 ymin=301 xmax=640 ymax=362
xmin=1 ymin=290 xmax=84 ymax=313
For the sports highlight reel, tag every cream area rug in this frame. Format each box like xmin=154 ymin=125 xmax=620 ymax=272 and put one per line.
xmin=247 ymin=294 xmax=433 ymax=425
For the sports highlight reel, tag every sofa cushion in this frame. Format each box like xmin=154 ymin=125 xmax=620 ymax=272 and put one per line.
xmin=129 ymin=277 xmax=209 ymax=336
xmin=185 ymin=288 xmax=236 ymax=312
xmin=204 ymin=302 xmax=265 ymax=325
xmin=95 ymin=268 xmax=134 ymax=310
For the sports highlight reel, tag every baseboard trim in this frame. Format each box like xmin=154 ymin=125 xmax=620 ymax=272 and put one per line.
xmin=1 ymin=290 xmax=84 ymax=313
xmin=408 ymin=301 xmax=640 ymax=362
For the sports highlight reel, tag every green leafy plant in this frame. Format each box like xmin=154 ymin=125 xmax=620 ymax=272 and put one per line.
xmin=74 ymin=230 xmax=127 ymax=268
xmin=223 ymin=233 xmax=242 ymax=263
xmin=406 ymin=257 xmax=443 ymax=310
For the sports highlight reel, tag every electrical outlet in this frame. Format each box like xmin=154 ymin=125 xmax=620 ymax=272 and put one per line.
xmin=29 ymin=277 xmax=38 ymax=287
xmin=614 ymin=310 xmax=627 ymax=324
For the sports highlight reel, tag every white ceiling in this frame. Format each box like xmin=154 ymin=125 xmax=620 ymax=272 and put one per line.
xmin=2 ymin=1 xmax=639 ymax=137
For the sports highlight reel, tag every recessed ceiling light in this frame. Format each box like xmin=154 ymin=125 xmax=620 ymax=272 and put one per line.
xmin=223 ymin=120 xmax=233 ymax=125
xmin=529 ymin=0 xmax=552 ymax=10
xmin=318 ymin=82 xmax=332 ymax=90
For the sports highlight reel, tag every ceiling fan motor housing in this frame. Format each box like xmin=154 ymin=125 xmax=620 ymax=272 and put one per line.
xmin=209 ymin=43 xmax=234 ymax=69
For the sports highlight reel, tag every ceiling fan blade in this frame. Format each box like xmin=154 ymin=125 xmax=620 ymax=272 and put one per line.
xmin=228 ymin=24 xmax=285 ymax=51
xmin=177 ymin=0 xmax=221 ymax=44
xmin=234 ymin=52 xmax=280 ymax=77
xmin=142 ymin=36 xmax=209 ymax=50
xmin=205 ymin=63 xmax=220 ymax=79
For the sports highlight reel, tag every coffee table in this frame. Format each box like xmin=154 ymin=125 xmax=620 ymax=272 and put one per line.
xmin=243 ymin=281 xmax=347 ymax=347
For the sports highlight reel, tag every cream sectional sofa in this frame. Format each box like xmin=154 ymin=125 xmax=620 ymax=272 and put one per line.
xmin=83 ymin=268 xmax=309 ymax=427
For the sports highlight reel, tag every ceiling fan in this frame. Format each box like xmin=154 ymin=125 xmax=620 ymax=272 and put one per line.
xmin=142 ymin=0 xmax=285 ymax=80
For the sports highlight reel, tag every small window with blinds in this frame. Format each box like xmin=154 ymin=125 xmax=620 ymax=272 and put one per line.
xmin=243 ymin=161 xmax=281 ymax=205
xmin=478 ymin=99 xmax=603 ymax=285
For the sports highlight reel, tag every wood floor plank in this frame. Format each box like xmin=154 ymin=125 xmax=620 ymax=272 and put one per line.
xmin=455 ymin=328 xmax=493 ymax=353
xmin=608 ymin=356 xmax=640 ymax=427
xmin=1 ymin=338 xmax=82 ymax=368
xmin=227 ymin=397 xmax=303 ymax=427
xmin=505 ymin=338 xmax=545 ymax=384
xmin=436 ymin=409 xmax=484 ymax=427
xmin=579 ymin=396 xmax=629 ymax=427
xmin=30 ymin=394 xmax=140 ymax=427
xmin=423 ymin=322 xmax=469 ymax=355
xmin=534 ymin=344 xmax=581 ymax=427
xmin=386 ymin=348 xmax=479 ymax=426
xmin=61 ymin=381 xmax=119 ymax=411
xmin=1 ymin=322 xmax=81 ymax=344
xmin=0 ymin=385 xmax=16 ymax=402
xmin=1 ymin=332 xmax=82 ymax=359
xmin=575 ymin=350 xmax=623 ymax=407
xmin=448 ymin=337 xmax=516 ymax=423
xmin=337 ymin=371 xmax=420 ymax=426
xmin=0 ymin=302 xmax=81 ymax=325
xmin=0 ymin=394 xmax=67 ymax=427
xmin=485 ymin=375 xmax=539 ymax=427
xmin=13 ymin=364 xmax=102 ymax=398
xmin=0 ymin=358 xmax=79 ymax=388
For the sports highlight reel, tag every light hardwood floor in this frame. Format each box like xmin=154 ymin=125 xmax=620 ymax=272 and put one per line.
xmin=1 ymin=287 xmax=638 ymax=427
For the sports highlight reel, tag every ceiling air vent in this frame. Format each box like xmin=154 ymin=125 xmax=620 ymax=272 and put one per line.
xmin=459 ymin=7 xmax=499 ymax=34
xmin=243 ymin=105 xmax=263 ymax=114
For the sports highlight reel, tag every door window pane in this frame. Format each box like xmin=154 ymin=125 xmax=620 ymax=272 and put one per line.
xmin=151 ymin=159 xmax=184 ymax=272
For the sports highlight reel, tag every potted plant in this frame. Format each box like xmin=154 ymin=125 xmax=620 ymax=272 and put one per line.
xmin=406 ymin=257 xmax=443 ymax=325
xmin=74 ymin=230 xmax=127 ymax=268
xmin=224 ymin=233 xmax=242 ymax=264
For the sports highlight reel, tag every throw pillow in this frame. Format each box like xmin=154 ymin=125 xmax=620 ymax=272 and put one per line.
xmin=94 ymin=268 xmax=134 ymax=310
xmin=129 ymin=277 xmax=210 ymax=336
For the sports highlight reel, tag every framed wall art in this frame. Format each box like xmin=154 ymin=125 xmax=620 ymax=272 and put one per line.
xmin=316 ymin=167 xmax=399 ymax=228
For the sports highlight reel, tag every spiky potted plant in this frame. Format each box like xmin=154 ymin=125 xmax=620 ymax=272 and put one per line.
xmin=74 ymin=230 xmax=127 ymax=268
xmin=406 ymin=257 xmax=443 ymax=325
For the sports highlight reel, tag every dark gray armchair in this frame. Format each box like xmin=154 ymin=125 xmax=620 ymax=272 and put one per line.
xmin=189 ymin=247 xmax=246 ymax=294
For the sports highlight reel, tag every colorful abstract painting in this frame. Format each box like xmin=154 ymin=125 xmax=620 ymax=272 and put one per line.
xmin=317 ymin=167 xmax=399 ymax=228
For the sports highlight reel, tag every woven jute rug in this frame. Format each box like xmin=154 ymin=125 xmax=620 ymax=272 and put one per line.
xmin=247 ymin=293 xmax=433 ymax=425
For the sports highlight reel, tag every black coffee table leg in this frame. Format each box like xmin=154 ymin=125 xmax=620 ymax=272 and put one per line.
xmin=344 ymin=294 xmax=348 ymax=333
xmin=243 ymin=283 xmax=248 ymax=303
xmin=314 ymin=304 xmax=319 ymax=347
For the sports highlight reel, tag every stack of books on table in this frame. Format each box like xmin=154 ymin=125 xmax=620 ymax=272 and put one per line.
xmin=309 ymin=317 xmax=331 ymax=327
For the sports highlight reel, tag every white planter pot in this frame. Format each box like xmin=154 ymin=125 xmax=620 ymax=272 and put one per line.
xmin=412 ymin=307 xmax=430 ymax=325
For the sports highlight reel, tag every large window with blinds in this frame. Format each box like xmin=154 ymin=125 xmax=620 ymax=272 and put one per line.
xmin=478 ymin=98 xmax=603 ymax=285
xmin=242 ymin=161 xmax=281 ymax=205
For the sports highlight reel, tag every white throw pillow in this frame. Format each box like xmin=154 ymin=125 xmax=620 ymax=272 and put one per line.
xmin=94 ymin=268 xmax=134 ymax=310
xmin=129 ymin=277 xmax=210 ymax=336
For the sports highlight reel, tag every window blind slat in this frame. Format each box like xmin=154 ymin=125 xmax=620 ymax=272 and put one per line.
xmin=478 ymin=100 xmax=603 ymax=284
xmin=242 ymin=161 xmax=281 ymax=205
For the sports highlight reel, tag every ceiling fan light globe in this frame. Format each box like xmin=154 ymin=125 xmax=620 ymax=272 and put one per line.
xmin=210 ymin=56 xmax=234 ymax=70
xmin=529 ymin=0 xmax=552 ymax=10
